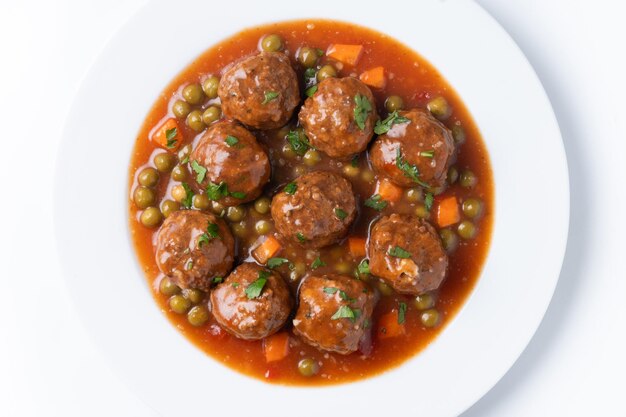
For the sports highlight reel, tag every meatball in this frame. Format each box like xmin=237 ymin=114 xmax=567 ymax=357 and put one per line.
xmin=370 ymin=108 xmax=455 ymax=189
xmin=271 ymin=171 xmax=356 ymax=249
xmin=190 ymin=120 xmax=270 ymax=206
xmin=155 ymin=210 xmax=234 ymax=291
xmin=299 ymin=77 xmax=377 ymax=159
xmin=368 ymin=214 xmax=448 ymax=295
xmin=293 ymin=274 xmax=378 ymax=355
xmin=210 ymin=263 xmax=293 ymax=340
xmin=218 ymin=52 xmax=300 ymax=130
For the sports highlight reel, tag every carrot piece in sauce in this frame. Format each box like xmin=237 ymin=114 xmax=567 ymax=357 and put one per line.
xmin=436 ymin=196 xmax=461 ymax=228
xmin=376 ymin=178 xmax=403 ymax=202
xmin=264 ymin=332 xmax=290 ymax=362
xmin=348 ymin=237 xmax=367 ymax=258
xmin=359 ymin=66 xmax=386 ymax=89
xmin=326 ymin=44 xmax=364 ymax=66
xmin=377 ymin=309 xmax=406 ymax=339
xmin=253 ymin=235 xmax=282 ymax=264
xmin=151 ymin=117 xmax=182 ymax=151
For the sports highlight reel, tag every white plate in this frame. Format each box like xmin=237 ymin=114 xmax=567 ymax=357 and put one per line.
xmin=55 ymin=1 xmax=569 ymax=416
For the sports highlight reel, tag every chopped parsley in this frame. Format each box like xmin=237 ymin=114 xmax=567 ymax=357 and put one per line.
xmin=198 ymin=222 xmax=220 ymax=247
xmin=185 ymin=260 xmax=193 ymax=270
xmin=262 ymin=91 xmax=279 ymax=104
xmin=181 ymin=183 xmax=194 ymax=208
xmin=398 ymin=302 xmax=407 ymax=324
xmin=212 ymin=276 xmax=223 ymax=284
xmin=231 ymin=282 xmax=240 ymax=288
xmin=225 ymin=135 xmax=239 ymax=147
xmin=331 ymin=305 xmax=360 ymax=321
xmin=351 ymin=154 xmax=359 ymax=167
xmin=334 ymin=207 xmax=348 ymax=220
xmin=284 ymin=182 xmax=297 ymax=195
xmin=296 ymin=232 xmax=307 ymax=243
xmin=304 ymin=67 xmax=317 ymax=87
xmin=206 ymin=181 xmax=229 ymax=201
xmin=364 ymin=194 xmax=388 ymax=211
xmin=286 ymin=130 xmax=311 ymax=156
xmin=165 ymin=127 xmax=178 ymax=148
xmin=305 ymin=85 xmax=318 ymax=97
xmin=396 ymin=148 xmax=428 ymax=187
xmin=388 ymin=246 xmax=411 ymax=259
xmin=420 ymin=149 xmax=435 ymax=158
xmin=191 ymin=160 xmax=207 ymax=183
xmin=230 ymin=191 xmax=247 ymax=199
xmin=424 ymin=192 xmax=434 ymax=211
xmin=357 ymin=259 xmax=370 ymax=275
xmin=267 ymin=257 xmax=289 ymax=269
xmin=353 ymin=94 xmax=372 ymax=130
xmin=245 ymin=270 xmax=270 ymax=299
xmin=323 ymin=287 xmax=355 ymax=302
xmin=311 ymin=257 xmax=326 ymax=270
xmin=180 ymin=155 xmax=189 ymax=165
xmin=374 ymin=111 xmax=410 ymax=135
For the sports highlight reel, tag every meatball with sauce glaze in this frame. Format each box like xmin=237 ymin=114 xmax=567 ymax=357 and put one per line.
xmin=299 ymin=77 xmax=378 ymax=159
xmin=218 ymin=52 xmax=300 ymax=130
xmin=293 ymin=274 xmax=378 ymax=355
xmin=368 ymin=213 xmax=448 ymax=295
xmin=370 ymin=108 xmax=455 ymax=189
xmin=190 ymin=120 xmax=270 ymax=206
xmin=271 ymin=171 xmax=357 ymax=249
xmin=155 ymin=210 xmax=235 ymax=291
xmin=210 ymin=263 xmax=293 ymax=340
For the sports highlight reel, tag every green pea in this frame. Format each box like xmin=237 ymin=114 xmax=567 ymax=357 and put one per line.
xmin=415 ymin=204 xmax=430 ymax=219
xmin=459 ymin=169 xmax=477 ymax=188
xmin=187 ymin=305 xmax=210 ymax=327
xmin=178 ymin=144 xmax=192 ymax=162
xmin=159 ymin=277 xmax=180 ymax=296
xmin=415 ymin=293 xmax=435 ymax=310
xmin=361 ymin=169 xmax=375 ymax=183
xmin=202 ymin=106 xmax=221 ymax=125
xmin=298 ymin=358 xmax=320 ymax=377
xmin=457 ymin=220 xmax=477 ymax=239
xmin=260 ymin=34 xmax=283 ymax=52
xmin=231 ymin=221 xmax=247 ymax=238
xmin=293 ymin=262 xmax=306 ymax=276
xmin=439 ymin=228 xmax=458 ymax=253
xmin=293 ymin=165 xmax=307 ymax=177
xmin=303 ymin=149 xmax=321 ymax=166
xmin=171 ymin=184 xmax=187 ymax=203
xmin=134 ymin=186 xmax=156 ymax=209
xmin=427 ymin=96 xmax=451 ymax=120
xmin=342 ymin=165 xmax=359 ymax=178
xmin=186 ymin=110 xmax=206 ymax=132
xmin=334 ymin=262 xmax=351 ymax=274
xmin=255 ymin=220 xmax=271 ymax=235
xmin=377 ymin=281 xmax=394 ymax=296
xmin=211 ymin=201 xmax=225 ymax=216
xmin=452 ymin=125 xmax=466 ymax=144
xmin=182 ymin=83 xmax=204 ymax=105
xmin=405 ymin=188 xmax=423 ymax=202
xmin=447 ymin=166 xmax=459 ymax=185
xmin=297 ymin=47 xmax=319 ymax=68
xmin=193 ymin=193 xmax=211 ymax=210
xmin=385 ymin=95 xmax=404 ymax=112
xmin=169 ymin=294 xmax=191 ymax=314
xmin=462 ymin=198 xmax=483 ymax=219
xmin=421 ymin=308 xmax=440 ymax=327
xmin=161 ymin=199 xmax=180 ymax=218
xmin=138 ymin=167 xmax=159 ymax=187
xmin=202 ymin=76 xmax=220 ymax=99
xmin=282 ymin=143 xmax=296 ymax=158
xmin=171 ymin=165 xmax=187 ymax=182
xmin=153 ymin=152 xmax=177 ymax=173
xmin=227 ymin=206 xmax=246 ymax=222
xmin=140 ymin=207 xmax=163 ymax=228
xmin=317 ymin=65 xmax=337 ymax=82
xmin=254 ymin=197 xmax=271 ymax=214
xmin=172 ymin=100 xmax=191 ymax=119
xmin=183 ymin=288 xmax=204 ymax=304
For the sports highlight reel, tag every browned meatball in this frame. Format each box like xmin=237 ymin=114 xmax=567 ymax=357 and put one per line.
xmin=155 ymin=210 xmax=234 ymax=291
xmin=218 ymin=52 xmax=300 ymax=130
xmin=299 ymin=77 xmax=377 ymax=159
xmin=210 ymin=263 xmax=293 ymax=340
xmin=190 ymin=120 xmax=270 ymax=206
xmin=368 ymin=213 xmax=448 ymax=295
xmin=370 ymin=108 xmax=455 ymax=189
xmin=270 ymin=171 xmax=356 ymax=249
xmin=293 ymin=274 xmax=377 ymax=355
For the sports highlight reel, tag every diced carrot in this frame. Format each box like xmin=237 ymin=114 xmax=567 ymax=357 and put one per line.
xmin=348 ymin=237 xmax=367 ymax=258
xmin=376 ymin=178 xmax=403 ymax=202
xmin=264 ymin=332 xmax=290 ymax=362
xmin=359 ymin=66 xmax=386 ymax=89
xmin=436 ymin=196 xmax=461 ymax=228
xmin=377 ymin=310 xmax=406 ymax=339
xmin=151 ymin=117 xmax=182 ymax=151
xmin=326 ymin=44 xmax=364 ymax=66
xmin=253 ymin=235 xmax=282 ymax=264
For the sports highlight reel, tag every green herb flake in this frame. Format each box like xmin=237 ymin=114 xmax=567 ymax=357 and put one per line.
xmin=225 ymin=135 xmax=239 ymax=147
xmin=311 ymin=257 xmax=326 ymax=270
xmin=231 ymin=282 xmax=240 ymax=288
xmin=351 ymin=154 xmax=359 ymax=167
xmin=364 ymin=194 xmax=388 ymax=211
xmin=373 ymin=111 xmax=410 ymax=135
xmin=185 ymin=260 xmax=193 ymax=270
xmin=286 ymin=130 xmax=311 ymax=156
xmin=245 ymin=271 xmax=270 ymax=299
xmin=357 ymin=259 xmax=370 ymax=275
xmin=353 ymin=94 xmax=372 ymax=130
xmin=305 ymin=85 xmax=318 ymax=97
xmin=334 ymin=207 xmax=348 ymax=220
xmin=398 ymin=302 xmax=407 ymax=324
xmin=296 ymin=232 xmax=307 ymax=243
xmin=165 ymin=127 xmax=178 ymax=148
xmin=267 ymin=257 xmax=289 ymax=269
xmin=206 ymin=181 xmax=229 ymax=201
xmin=304 ymin=68 xmax=317 ymax=86
xmin=181 ymin=183 xmax=194 ymax=208
xmin=230 ymin=191 xmax=247 ymax=199
xmin=212 ymin=276 xmax=223 ymax=284
xmin=424 ymin=192 xmax=434 ymax=211
xmin=388 ymin=246 xmax=411 ymax=259
xmin=180 ymin=155 xmax=189 ymax=165
xmin=198 ymin=222 xmax=220 ymax=247
xmin=262 ymin=91 xmax=279 ymax=104
xmin=420 ymin=149 xmax=435 ymax=158
xmin=284 ymin=182 xmax=297 ymax=195
xmin=191 ymin=160 xmax=207 ymax=183
xmin=395 ymin=148 xmax=428 ymax=187
xmin=323 ymin=287 xmax=354 ymax=302
xmin=331 ymin=305 xmax=358 ymax=321
xmin=316 ymin=48 xmax=324 ymax=57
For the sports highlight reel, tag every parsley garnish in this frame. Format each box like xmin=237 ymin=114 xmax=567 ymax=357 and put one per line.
xmin=311 ymin=257 xmax=326 ymax=270
xmin=398 ymin=302 xmax=407 ymax=324
xmin=374 ymin=111 xmax=410 ymax=135
xmin=323 ymin=287 xmax=355 ymax=302
xmin=305 ymin=85 xmax=318 ymax=97
xmin=353 ymin=94 xmax=372 ymax=130
xmin=396 ymin=148 xmax=428 ymax=187
xmin=245 ymin=270 xmax=270 ymax=299
xmin=267 ymin=257 xmax=289 ymax=269
xmin=351 ymin=155 xmax=359 ymax=167
xmin=284 ymin=182 xmax=297 ymax=195
xmin=191 ymin=160 xmax=207 ymax=183
xmin=230 ymin=191 xmax=247 ymax=199
xmin=180 ymin=155 xmax=189 ymax=165
xmin=225 ymin=135 xmax=239 ymax=147
xmin=388 ymin=246 xmax=411 ymax=259
xmin=198 ymin=222 xmax=220 ymax=247
xmin=331 ymin=305 xmax=360 ymax=321
xmin=424 ymin=192 xmax=434 ymax=211
xmin=357 ymin=259 xmax=370 ymax=275
xmin=334 ymin=207 xmax=348 ymax=220
xmin=181 ymin=183 xmax=194 ymax=208
xmin=420 ymin=150 xmax=435 ymax=158
xmin=304 ymin=67 xmax=317 ymax=87
xmin=212 ymin=276 xmax=223 ymax=284
xmin=286 ymin=130 xmax=311 ymax=156
xmin=232 ymin=282 xmax=240 ymax=288
xmin=185 ymin=260 xmax=193 ymax=270
xmin=296 ymin=232 xmax=307 ymax=243
xmin=165 ymin=127 xmax=178 ymax=148
xmin=364 ymin=194 xmax=388 ymax=211
xmin=262 ymin=91 xmax=279 ymax=104
xmin=206 ymin=181 xmax=229 ymax=200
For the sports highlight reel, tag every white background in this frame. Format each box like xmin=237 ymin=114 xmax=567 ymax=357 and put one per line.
xmin=0 ymin=0 xmax=624 ymax=416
